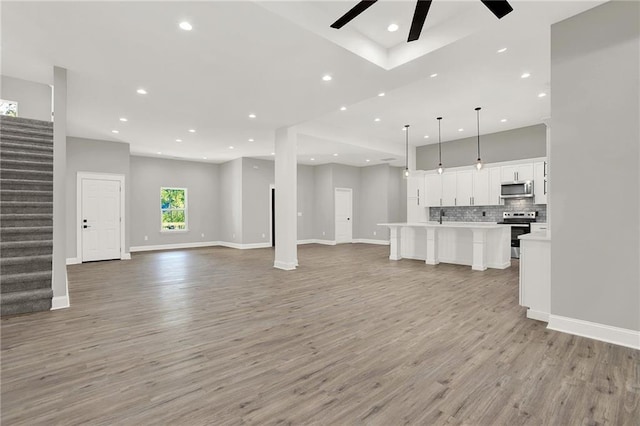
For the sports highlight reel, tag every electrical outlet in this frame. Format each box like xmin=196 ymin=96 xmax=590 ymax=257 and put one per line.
xmin=322 ymin=231 xmax=325 ymax=236
xmin=144 ymin=235 xmax=148 ymax=241
xmin=373 ymin=231 xmax=377 ymax=236
xmin=201 ymin=233 xmax=205 ymax=238
xmin=297 ymin=212 xmax=302 ymax=217
xmin=262 ymin=233 xmax=265 ymax=238
xmin=232 ymin=233 xmax=235 ymax=239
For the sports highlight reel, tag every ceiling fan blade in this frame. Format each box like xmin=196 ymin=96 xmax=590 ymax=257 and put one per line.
xmin=480 ymin=0 xmax=513 ymax=19
xmin=330 ymin=0 xmax=378 ymax=29
xmin=408 ymin=0 xmax=433 ymax=42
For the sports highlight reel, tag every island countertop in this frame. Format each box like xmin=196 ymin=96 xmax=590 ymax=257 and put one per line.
xmin=378 ymin=221 xmax=506 ymax=229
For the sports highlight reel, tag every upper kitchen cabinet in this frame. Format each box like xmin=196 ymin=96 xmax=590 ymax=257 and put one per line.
xmin=456 ymin=170 xmax=473 ymax=206
xmin=424 ymin=173 xmax=442 ymax=207
xmin=501 ymin=163 xmax=534 ymax=182
xmin=489 ymin=167 xmax=503 ymax=206
xmin=534 ymin=161 xmax=548 ymax=204
xmin=472 ymin=168 xmax=490 ymax=206
xmin=441 ymin=173 xmax=457 ymax=206
xmin=407 ymin=174 xmax=425 ymax=206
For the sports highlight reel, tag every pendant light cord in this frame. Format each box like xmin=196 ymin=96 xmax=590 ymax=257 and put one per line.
xmin=475 ymin=107 xmax=481 ymax=159
xmin=437 ymin=117 xmax=442 ymax=164
xmin=405 ymin=124 xmax=410 ymax=171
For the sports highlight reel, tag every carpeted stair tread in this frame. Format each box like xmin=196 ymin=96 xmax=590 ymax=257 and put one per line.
xmin=1 ymin=202 xmax=53 ymax=215
xmin=1 ymin=140 xmax=54 ymax=153
xmin=1 ymin=254 xmax=52 ymax=265
xmin=1 ymin=270 xmax=52 ymax=284
xmin=0 ymin=158 xmax=53 ymax=171
xmin=0 ymin=254 xmax=52 ymax=275
xmin=0 ymin=168 xmax=54 ymax=180
xmin=1 ymin=288 xmax=54 ymax=304
xmin=0 ymin=178 xmax=53 ymax=191
xmin=0 ymin=226 xmax=53 ymax=242
xmin=0 ymin=148 xmax=54 ymax=161
xmin=0 ymin=240 xmax=53 ymax=258
xmin=0 ymin=190 xmax=53 ymax=202
xmin=0 ymin=116 xmax=53 ymax=129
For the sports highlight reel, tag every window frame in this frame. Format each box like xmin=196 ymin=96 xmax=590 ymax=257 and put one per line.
xmin=160 ymin=187 xmax=188 ymax=232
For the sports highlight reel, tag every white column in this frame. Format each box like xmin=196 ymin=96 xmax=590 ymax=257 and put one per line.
xmin=273 ymin=127 xmax=297 ymax=270
xmin=425 ymin=227 xmax=439 ymax=265
xmin=52 ymin=66 xmax=69 ymax=309
xmin=471 ymin=228 xmax=488 ymax=271
xmin=389 ymin=227 xmax=402 ymax=260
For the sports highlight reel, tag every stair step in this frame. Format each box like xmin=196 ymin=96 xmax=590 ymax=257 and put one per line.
xmin=0 ymin=201 xmax=53 ymax=215
xmin=0 ymin=148 xmax=53 ymax=162
xmin=0 ymin=158 xmax=53 ymax=172
xmin=0 ymin=127 xmax=54 ymax=141
xmin=0 ymin=140 xmax=54 ymax=153
xmin=0 ymin=178 xmax=53 ymax=191
xmin=0 ymin=116 xmax=53 ymax=132
xmin=0 ymin=255 xmax=52 ymax=274
xmin=0 ymin=240 xmax=53 ymax=257
xmin=1 ymin=271 xmax=52 ymax=293
xmin=1 ymin=288 xmax=53 ymax=316
xmin=1 ymin=214 xmax=53 ymax=228
xmin=0 ymin=168 xmax=53 ymax=181
xmin=0 ymin=190 xmax=53 ymax=202
xmin=0 ymin=226 xmax=53 ymax=242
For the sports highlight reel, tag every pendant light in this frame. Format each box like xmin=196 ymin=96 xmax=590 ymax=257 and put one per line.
xmin=403 ymin=124 xmax=410 ymax=178
xmin=437 ymin=116 xmax=444 ymax=174
xmin=475 ymin=107 xmax=483 ymax=170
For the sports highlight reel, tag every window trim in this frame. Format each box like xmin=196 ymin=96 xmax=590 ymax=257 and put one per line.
xmin=160 ymin=187 xmax=188 ymax=232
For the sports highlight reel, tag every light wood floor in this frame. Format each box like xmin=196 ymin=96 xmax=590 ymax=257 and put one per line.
xmin=1 ymin=244 xmax=638 ymax=425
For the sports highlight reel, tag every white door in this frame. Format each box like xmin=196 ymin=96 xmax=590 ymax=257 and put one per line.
xmin=82 ymin=179 xmax=121 ymax=261
xmin=335 ymin=188 xmax=352 ymax=244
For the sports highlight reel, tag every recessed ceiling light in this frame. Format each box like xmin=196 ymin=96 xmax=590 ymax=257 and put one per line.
xmin=179 ymin=21 xmax=193 ymax=31
xmin=497 ymin=47 xmax=507 ymax=53
xmin=374 ymin=118 xmax=381 ymax=122
xmin=270 ymin=152 xmax=275 ymax=156
xmin=176 ymin=139 xmax=182 ymax=142
xmin=136 ymin=88 xmax=147 ymax=95
xmin=248 ymin=138 xmax=254 ymax=142
xmin=202 ymin=156 xmax=207 ymax=159
xmin=333 ymin=153 xmax=339 ymax=157
xmin=424 ymin=135 xmax=430 ymax=139
xmin=365 ymin=159 xmax=371 ymax=162
xmin=538 ymin=92 xmax=547 ymax=98
xmin=378 ymin=92 xmax=385 ymax=97
xmin=249 ymin=114 xmax=256 ymax=119
xmin=521 ymin=72 xmax=531 ymax=79
xmin=229 ymin=146 xmax=234 ymax=149
xmin=119 ymin=117 xmax=128 ymax=122
xmin=340 ymin=106 xmax=347 ymax=111
xmin=310 ymin=158 xmax=315 ymax=161
xmin=157 ymin=151 xmax=162 ymax=155
xmin=501 ymin=118 xmax=508 ymax=122
xmin=458 ymin=128 xmax=464 ymax=132
xmin=188 ymin=129 xmax=196 ymax=133
xmin=387 ymin=23 xmax=399 ymax=32
xmin=111 ymin=130 xmax=119 ymax=134
xmin=322 ymin=74 xmax=332 ymax=81
xmin=430 ymin=73 xmax=438 ymax=78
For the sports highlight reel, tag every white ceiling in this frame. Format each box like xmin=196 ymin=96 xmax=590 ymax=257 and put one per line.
xmin=1 ymin=1 xmax=605 ymax=167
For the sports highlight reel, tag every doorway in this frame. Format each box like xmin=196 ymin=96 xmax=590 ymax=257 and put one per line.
xmin=271 ymin=187 xmax=275 ymax=247
xmin=335 ymin=188 xmax=353 ymax=244
xmin=77 ymin=173 xmax=125 ymax=262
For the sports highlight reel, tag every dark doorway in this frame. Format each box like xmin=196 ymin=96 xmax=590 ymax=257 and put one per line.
xmin=271 ymin=188 xmax=275 ymax=247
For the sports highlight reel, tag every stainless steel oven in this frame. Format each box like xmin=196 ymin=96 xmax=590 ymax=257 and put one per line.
xmin=498 ymin=212 xmax=536 ymax=258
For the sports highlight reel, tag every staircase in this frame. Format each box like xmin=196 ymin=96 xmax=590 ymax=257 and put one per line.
xmin=0 ymin=116 xmax=54 ymax=315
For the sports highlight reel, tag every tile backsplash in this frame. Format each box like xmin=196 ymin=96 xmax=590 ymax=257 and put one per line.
xmin=428 ymin=198 xmax=547 ymax=223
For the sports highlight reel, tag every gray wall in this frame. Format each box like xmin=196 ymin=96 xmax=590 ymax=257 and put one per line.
xmin=219 ymin=158 xmax=243 ymax=244
xmin=388 ymin=166 xmax=405 ymax=224
xmin=1 ymin=75 xmax=52 ymax=122
xmin=130 ymin=156 xmax=219 ymax=247
xmin=314 ymin=164 xmax=334 ymax=240
xmin=416 ymin=124 xmax=546 ymax=171
xmin=359 ymin=164 xmax=390 ymax=240
xmin=66 ymin=137 xmax=131 ymax=258
xmin=551 ymin=1 xmax=639 ymax=331
xmin=297 ymin=165 xmax=315 ymax=241
xmin=241 ymin=157 xmax=273 ymax=245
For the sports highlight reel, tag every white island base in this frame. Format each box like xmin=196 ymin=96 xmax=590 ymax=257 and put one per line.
xmin=378 ymin=222 xmax=511 ymax=271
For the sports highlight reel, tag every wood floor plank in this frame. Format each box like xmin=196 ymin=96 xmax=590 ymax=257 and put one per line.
xmin=1 ymin=244 xmax=638 ymax=425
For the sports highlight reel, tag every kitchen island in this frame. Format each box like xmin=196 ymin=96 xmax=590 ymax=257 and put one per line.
xmin=378 ymin=222 xmax=511 ymax=271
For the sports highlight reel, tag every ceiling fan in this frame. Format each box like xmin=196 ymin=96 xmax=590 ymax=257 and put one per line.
xmin=330 ymin=0 xmax=514 ymax=42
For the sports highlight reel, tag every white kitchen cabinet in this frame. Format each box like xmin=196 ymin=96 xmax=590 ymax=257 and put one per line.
xmin=424 ymin=173 xmax=442 ymax=207
xmin=501 ymin=163 xmax=534 ymax=182
xmin=534 ymin=161 xmax=547 ymax=204
xmin=472 ymin=168 xmax=490 ymax=206
xmin=407 ymin=175 xmax=425 ymax=206
xmin=407 ymin=197 xmax=427 ymax=222
xmin=530 ymin=223 xmax=548 ymax=233
xmin=441 ymin=173 xmax=457 ymax=206
xmin=519 ymin=234 xmax=550 ymax=322
xmin=456 ymin=171 xmax=473 ymax=206
xmin=489 ymin=167 xmax=503 ymax=206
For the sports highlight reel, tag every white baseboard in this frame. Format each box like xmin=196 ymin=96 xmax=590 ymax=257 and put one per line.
xmin=314 ymin=239 xmax=337 ymax=246
xmin=548 ymin=314 xmax=640 ymax=350
xmin=526 ymin=309 xmax=549 ymax=322
xmin=51 ymin=295 xmax=70 ymax=310
xmin=216 ymin=241 xmax=271 ymax=250
xmin=274 ymin=260 xmax=297 ymax=270
xmin=130 ymin=241 xmax=218 ymax=252
xmin=66 ymin=257 xmax=81 ymax=265
xmin=352 ymin=239 xmax=390 ymax=245
xmin=297 ymin=239 xmax=315 ymax=245
xmin=121 ymin=253 xmax=131 ymax=260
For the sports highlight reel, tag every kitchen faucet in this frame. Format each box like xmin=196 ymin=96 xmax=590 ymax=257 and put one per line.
xmin=439 ymin=209 xmax=444 ymax=224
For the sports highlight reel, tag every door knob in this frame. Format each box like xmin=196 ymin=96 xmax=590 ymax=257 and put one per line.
xmin=83 ymin=225 xmax=90 ymax=229
xmin=83 ymin=219 xmax=87 ymax=223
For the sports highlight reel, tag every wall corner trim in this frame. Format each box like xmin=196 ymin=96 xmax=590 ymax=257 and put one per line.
xmin=65 ymin=257 xmax=81 ymax=265
xmin=121 ymin=253 xmax=131 ymax=260
xmin=274 ymin=260 xmax=297 ymax=270
xmin=51 ymin=295 xmax=70 ymax=310
xmin=547 ymin=314 xmax=640 ymax=350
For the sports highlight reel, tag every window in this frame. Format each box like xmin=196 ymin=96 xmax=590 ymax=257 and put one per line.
xmin=0 ymin=99 xmax=18 ymax=117
xmin=161 ymin=187 xmax=187 ymax=231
